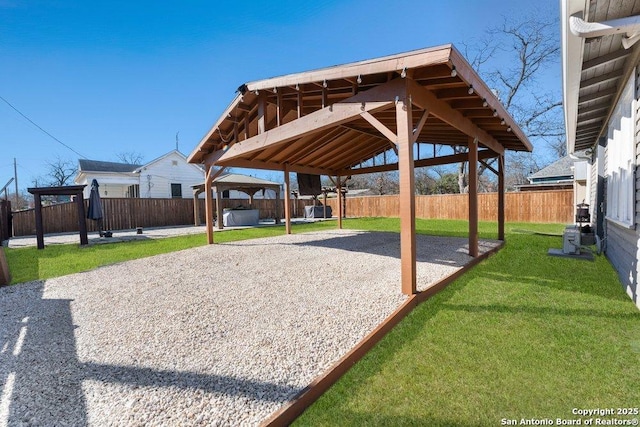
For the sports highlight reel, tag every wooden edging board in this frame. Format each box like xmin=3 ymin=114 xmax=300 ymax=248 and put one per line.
xmin=261 ymin=241 xmax=505 ymax=426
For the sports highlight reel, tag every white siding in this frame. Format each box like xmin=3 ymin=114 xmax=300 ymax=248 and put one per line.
xmin=603 ymin=65 xmax=640 ymax=309
xmin=137 ymin=152 xmax=204 ymax=199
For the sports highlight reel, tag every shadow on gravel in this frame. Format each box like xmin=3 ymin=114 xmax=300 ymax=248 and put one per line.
xmin=226 ymin=230 xmax=498 ymax=266
xmin=0 ymin=281 xmax=300 ymax=425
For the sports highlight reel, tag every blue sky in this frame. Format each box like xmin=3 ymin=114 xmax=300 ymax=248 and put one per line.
xmin=0 ymin=0 xmax=560 ymax=193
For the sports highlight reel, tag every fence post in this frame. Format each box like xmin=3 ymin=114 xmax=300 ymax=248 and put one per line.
xmin=0 ymin=248 xmax=10 ymax=286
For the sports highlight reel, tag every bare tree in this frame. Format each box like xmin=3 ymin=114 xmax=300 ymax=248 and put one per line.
xmin=456 ymin=13 xmax=563 ymax=192
xmin=116 ymin=151 xmax=144 ymax=165
xmin=45 ymin=157 xmax=77 ymax=187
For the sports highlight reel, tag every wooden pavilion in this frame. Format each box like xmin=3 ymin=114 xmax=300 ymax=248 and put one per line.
xmin=190 ymin=173 xmax=282 ymax=228
xmin=188 ymin=44 xmax=532 ymax=295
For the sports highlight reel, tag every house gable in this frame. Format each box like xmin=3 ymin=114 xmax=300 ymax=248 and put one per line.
xmin=136 ymin=151 xmax=204 ymax=198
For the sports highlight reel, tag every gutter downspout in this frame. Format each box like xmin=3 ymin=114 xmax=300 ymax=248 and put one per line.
xmin=570 ymin=12 xmax=640 ymax=48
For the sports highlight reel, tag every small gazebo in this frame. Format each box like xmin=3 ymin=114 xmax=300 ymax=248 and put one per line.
xmin=191 ymin=173 xmax=281 ymax=228
xmin=188 ymin=44 xmax=532 ymax=295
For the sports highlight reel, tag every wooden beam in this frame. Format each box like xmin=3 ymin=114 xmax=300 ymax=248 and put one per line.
xmin=468 ymin=137 xmax=478 ymax=257
xmin=218 ymin=78 xmax=405 ymax=163
xmin=340 ymin=149 xmax=498 ymax=176
xmin=578 ymin=87 xmax=616 ymax=105
xmin=412 ymin=109 xmax=430 ymax=143
xmin=223 ymin=158 xmax=334 ymax=176
xmin=202 ymin=148 xmax=226 ymax=166
xmin=479 ymin=159 xmax=498 ymax=176
xmin=582 ymin=48 xmax=630 ymax=72
xmin=406 ymin=79 xmax=505 ymax=155
xmin=360 ymin=111 xmax=398 ymax=143
xmin=396 ymin=88 xmax=417 ymax=295
xmin=579 ymin=69 xmax=623 ymax=90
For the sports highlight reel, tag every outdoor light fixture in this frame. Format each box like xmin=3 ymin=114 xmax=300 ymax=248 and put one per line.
xmin=468 ymin=85 xmax=474 ymax=95
xmin=254 ymin=90 xmax=259 ymax=95
xmin=507 ymin=126 xmax=512 ymax=132
xmin=357 ymin=75 xmax=362 ymax=84
xmin=450 ymin=66 xmax=457 ymax=77
xmin=500 ymin=118 xmax=506 ymax=125
xmin=493 ymin=109 xmax=498 ymax=117
xmin=273 ymin=87 xmax=277 ymax=93
xmin=400 ymin=67 xmax=407 ymax=78
xmin=482 ymin=98 xmax=488 ymax=107
xmin=322 ymin=80 xmax=328 ymax=88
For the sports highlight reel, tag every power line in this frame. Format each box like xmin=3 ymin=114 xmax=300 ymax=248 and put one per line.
xmin=0 ymin=94 xmax=88 ymax=159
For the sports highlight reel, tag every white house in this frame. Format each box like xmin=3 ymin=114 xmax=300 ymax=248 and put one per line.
xmin=74 ymin=150 xmax=205 ymax=199
xmin=562 ymin=0 xmax=640 ymax=309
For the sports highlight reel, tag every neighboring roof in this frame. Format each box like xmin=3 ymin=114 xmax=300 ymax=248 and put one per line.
xmin=78 ymin=159 xmax=141 ymax=173
xmin=188 ymin=44 xmax=532 ymax=175
xmin=562 ymin=0 xmax=640 ymax=153
xmin=134 ymin=149 xmax=204 ymax=173
xmin=213 ymin=173 xmax=280 ymax=187
xmin=528 ymin=156 xmax=574 ymax=181
xmin=191 ymin=173 xmax=281 ymax=195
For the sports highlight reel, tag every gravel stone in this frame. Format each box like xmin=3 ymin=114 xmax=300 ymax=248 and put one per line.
xmin=0 ymin=229 xmax=498 ymax=425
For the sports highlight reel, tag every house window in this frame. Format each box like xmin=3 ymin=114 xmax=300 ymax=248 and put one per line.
xmin=127 ymin=184 xmax=140 ymax=198
xmin=606 ymin=70 xmax=636 ymax=226
xmin=171 ymin=183 xmax=182 ymax=198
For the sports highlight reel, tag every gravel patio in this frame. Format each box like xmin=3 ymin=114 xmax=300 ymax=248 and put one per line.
xmin=0 ymin=229 xmax=499 ymax=426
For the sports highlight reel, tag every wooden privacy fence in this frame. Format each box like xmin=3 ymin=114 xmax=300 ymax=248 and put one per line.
xmin=10 ymin=190 xmax=573 ymax=237
xmin=324 ymin=189 xmax=574 ymax=223
xmin=11 ymin=198 xmax=310 ymax=237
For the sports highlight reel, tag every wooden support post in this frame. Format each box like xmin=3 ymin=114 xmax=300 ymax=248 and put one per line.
xmin=498 ymin=153 xmax=505 ymax=241
xmin=321 ymin=85 xmax=328 ymax=108
xmin=193 ymin=189 xmax=200 ymax=226
xmin=397 ymin=91 xmax=416 ymax=295
xmin=468 ymin=137 xmax=479 ymax=257
xmin=323 ymin=191 xmax=328 ymax=219
xmin=275 ymin=188 xmax=281 ymax=225
xmin=276 ymin=88 xmax=283 ymax=127
xmin=336 ymin=177 xmax=343 ymax=229
xmin=258 ymin=91 xmax=267 ymax=134
xmin=204 ymin=167 xmax=214 ymax=244
xmin=0 ymin=247 xmax=10 ymax=286
xmin=297 ymin=86 xmax=304 ymax=118
xmin=34 ymin=193 xmax=44 ymax=250
xmin=284 ymin=164 xmax=292 ymax=234
xmin=215 ymin=186 xmax=223 ymax=230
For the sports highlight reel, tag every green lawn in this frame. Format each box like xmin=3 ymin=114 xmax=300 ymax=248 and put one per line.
xmin=295 ymin=220 xmax=640 ymax=426
xmin=3 ymin=218 xmax=639 ymax=427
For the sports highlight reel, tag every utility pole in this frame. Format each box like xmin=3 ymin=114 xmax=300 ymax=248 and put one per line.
xmin=13 ymin=158 xmax=18 ymax=209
